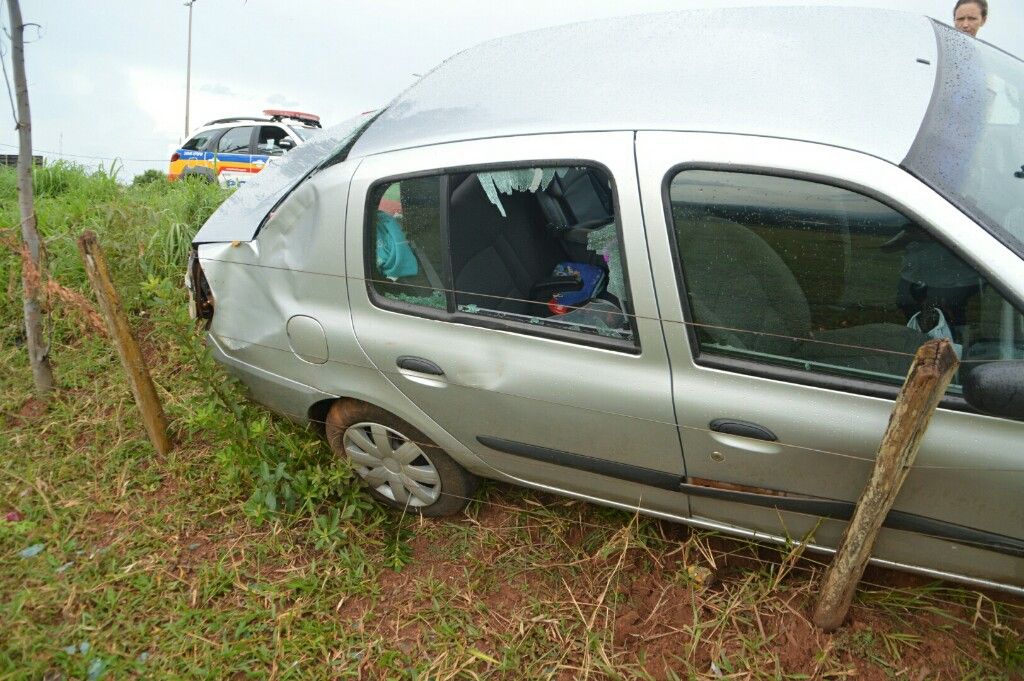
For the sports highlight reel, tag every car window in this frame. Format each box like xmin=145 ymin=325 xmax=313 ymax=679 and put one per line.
xmin=256 ymin=126 xmax=292 ymax=156
xmin=217 ymin=126 xmax=254 ymax=154
xmin=668 ymin=169 xmax=1024 ymax=392
xmin=181 ymin=131 xmax=214 ymax=151
xmin=905 ymin=22 xmax=1024 ymax=258
xmin=367 ymin=164 xmax=636 ymax=346
xmin=368 ymin=176 xmax=447 ymax=310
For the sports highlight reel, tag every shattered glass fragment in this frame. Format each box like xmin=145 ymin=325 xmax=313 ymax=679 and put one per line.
xmin=384 ymin=290 xmax=446 ymax=309
xmin=476 ymin=168 xmax=559 ymax=217
xmin=87 ymin=657 xmax=106 ymax=681
xmin=586 ymin=223 xmax=625 ymax=301
xmin=18 ymin=543 xmax=44 ymax=558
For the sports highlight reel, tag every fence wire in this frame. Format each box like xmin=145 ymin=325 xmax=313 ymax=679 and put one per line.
xmin=196 ymin=254 xmax=1022 ymax=367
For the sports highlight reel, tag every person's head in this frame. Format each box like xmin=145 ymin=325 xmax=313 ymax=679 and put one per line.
xmin=953 ymin=0 xmax=987 ymax=37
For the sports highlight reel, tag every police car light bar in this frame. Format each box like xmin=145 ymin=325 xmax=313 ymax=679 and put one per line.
xmin=262 ymin=109 xmax=322 ymax=128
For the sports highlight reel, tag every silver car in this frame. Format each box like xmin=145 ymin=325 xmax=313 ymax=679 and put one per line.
xmin=188 ymin=7 xmax=1024 ymax=594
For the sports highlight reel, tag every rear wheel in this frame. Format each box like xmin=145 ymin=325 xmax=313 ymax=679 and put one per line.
xmin=325 ymin=401 xmax=477 ymax=516
xmin=181 ymin=169 xmax=215 ymax=184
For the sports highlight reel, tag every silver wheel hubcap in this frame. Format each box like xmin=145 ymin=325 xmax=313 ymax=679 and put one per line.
xmin=342 ymin=422 xmax=441 ymax=507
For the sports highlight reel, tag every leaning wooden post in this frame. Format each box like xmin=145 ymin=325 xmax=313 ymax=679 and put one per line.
xmin=813 ymin=338 xmax=959 ymax=631
xmin=78 ymin=231 xmax=173 ymax=456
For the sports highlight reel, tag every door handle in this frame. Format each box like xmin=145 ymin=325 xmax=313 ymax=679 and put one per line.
xmin=709 ymin=419 xmax=777 ymax=442
xmin=396 ymin=356 xmax=445 ymax=376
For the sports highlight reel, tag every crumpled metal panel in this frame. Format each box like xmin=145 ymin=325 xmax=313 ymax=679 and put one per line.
xmin=192 ymin=111 xmax=375 ymax=244
xmin=349 ymin=7 xmax=937 ymax=164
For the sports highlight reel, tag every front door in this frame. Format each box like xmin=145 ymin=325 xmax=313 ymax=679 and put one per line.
xmin=213 ymin=125 xmax=255 ymax=189
xmin=637 ymin=131 xmax=1024 ymax=585
xmin=346 ymin=133 xmax=686 ymax=512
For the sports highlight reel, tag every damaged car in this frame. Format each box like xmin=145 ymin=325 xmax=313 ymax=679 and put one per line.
xmin=188 ymin=7 xmax=1024 ymax=593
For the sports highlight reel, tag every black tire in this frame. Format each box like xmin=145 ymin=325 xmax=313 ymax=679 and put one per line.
xmin=181 ymin=169 xmax=215 ymax=184
xmin=325 ymin=400 xmax=478 ymax=517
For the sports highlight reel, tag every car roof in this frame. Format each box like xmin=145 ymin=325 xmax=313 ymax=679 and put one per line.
xmin=349 ymin=7 xmax=939 ymax=164
xmin=188 ymin=118 xmax=309 ymax=137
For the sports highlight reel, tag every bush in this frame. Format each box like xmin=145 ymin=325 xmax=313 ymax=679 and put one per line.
xmin=132 ymin=169 xmax=167 ymax=186
xmin=0 ymin=164 xmax=229 ymax=315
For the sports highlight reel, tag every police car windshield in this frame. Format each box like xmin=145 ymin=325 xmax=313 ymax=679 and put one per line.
xmin=904 ymin=23 xmax=1024 ymax=259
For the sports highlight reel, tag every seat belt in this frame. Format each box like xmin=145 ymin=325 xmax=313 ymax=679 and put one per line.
xmin=410 ymin=241 xmax=444 ymax=292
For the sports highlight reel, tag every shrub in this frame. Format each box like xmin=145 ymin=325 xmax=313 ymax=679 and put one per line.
xmin=132 ymin=169 xmax=167 ymax=187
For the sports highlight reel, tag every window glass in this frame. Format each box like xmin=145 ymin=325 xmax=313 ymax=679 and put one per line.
xmin=369 ymin=177 xmax=447 ymax=309
xmin=217 ymin=126 xmax=253 ymax=154
xmin=669 ymin=170 xmax=1024 ymax=391
xmin=368 ymin=165 xmax=635 ymax=345
xmin=181 ymin=132 xmax=213 ymax=151
xmin=256 ymin=126 xmax=292 ymax=156
xmin=904 ymin=23 xmax=1024 ymax=257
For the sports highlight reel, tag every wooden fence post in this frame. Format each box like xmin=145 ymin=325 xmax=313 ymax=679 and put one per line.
xmin=78 ymin=231 xmax=172 ymax=456
xmin=812 ymin=338 xmax=959 ymax=631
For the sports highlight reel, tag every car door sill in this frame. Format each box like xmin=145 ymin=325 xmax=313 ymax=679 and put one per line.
xmin=477 ymin=435 xmax=1024 ymax=559
xmin=679 ymin=481 xmax=1024 ymax=558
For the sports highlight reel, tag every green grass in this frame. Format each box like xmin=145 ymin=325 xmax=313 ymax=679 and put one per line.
xmin=1 ymin=164 xmax=1021 ymax=679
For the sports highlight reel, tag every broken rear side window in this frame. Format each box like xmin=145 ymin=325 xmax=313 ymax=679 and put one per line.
xmin=366 ymin=165 xmax=635 ymax=346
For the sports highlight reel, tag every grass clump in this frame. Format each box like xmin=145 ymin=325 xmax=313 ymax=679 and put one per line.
xmin=1 ymin=163 xmax=1021 ymax=679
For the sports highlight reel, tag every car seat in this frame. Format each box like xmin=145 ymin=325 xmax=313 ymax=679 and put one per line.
xmin=537 ymin=168 xmax=614 ymax=232
xmin=679 ymin=216 xmax=927 ymax=377
xmin=449 ymin=174 xmax=570 ymax=317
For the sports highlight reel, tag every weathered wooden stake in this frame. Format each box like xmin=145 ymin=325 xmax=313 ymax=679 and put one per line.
xmin=813 ymin=338 xmax=959 ymax=631
xmin=78 ymin=231 xmax=172 ymax=456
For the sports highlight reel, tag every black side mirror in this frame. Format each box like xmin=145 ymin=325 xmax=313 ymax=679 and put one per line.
xmin=963 ymin=360 xmax=1024 ymax=419
xmin=278 ymin=137 xmax=296 ymax=151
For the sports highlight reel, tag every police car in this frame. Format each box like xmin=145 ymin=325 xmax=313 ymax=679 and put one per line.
xmin=168 ymin=109 xmax=321 ymax=188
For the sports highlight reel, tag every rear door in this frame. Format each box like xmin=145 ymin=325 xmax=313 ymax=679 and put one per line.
xmin=637 ymin=131 xmax=1024 ymax=586
xmin=213 ymin=125 xmax=255 ymax=188
xmin=346 ymin=132 xmax=688 ymax=513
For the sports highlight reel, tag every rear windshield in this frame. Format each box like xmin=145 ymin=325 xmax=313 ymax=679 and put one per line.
xmin=904 ymin=22 xmax=1024 ymax=258
xmin=182 ymin=131 xmax=215 ymax=151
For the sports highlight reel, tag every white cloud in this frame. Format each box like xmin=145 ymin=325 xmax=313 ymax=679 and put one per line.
xmin=127 ymin=66 xmax=186 ymax=142
xmin=67 ymin=69 xmax=95 ymax=97
xmin=128 ymin=66 xmax=322 ymax=143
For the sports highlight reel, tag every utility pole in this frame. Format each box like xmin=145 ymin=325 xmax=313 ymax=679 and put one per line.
xmin=7 ymin=0 xmax=54 ymax=395
xmin=184 ymin=0 xmax=196 ymax=138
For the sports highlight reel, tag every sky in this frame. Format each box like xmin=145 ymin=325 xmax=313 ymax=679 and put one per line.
xmin=2 ymin=0 xmax=1021 ymax=180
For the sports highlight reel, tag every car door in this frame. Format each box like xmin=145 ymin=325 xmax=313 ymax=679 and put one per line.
xmin=213 ymin=125 xmax=255 ymax=188
xmin=345 ymin=132 xmax=688 ymax=513
xmin=637 ymin=131 xmax=1024 ymax=586
xmin=252 ymin=125 xmax=292 ymax=173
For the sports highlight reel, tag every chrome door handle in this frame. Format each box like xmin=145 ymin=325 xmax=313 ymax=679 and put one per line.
xmin=396 ymin=356 xmax=445 ymax=376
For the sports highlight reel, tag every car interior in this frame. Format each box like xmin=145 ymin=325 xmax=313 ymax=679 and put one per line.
xmin=676 ymin=212 xmax=928 ymax=379
xmin=371 ymin=166 xmax=634 ymax=341
xmin=670 ymin=170 xmax=1024 ymax=387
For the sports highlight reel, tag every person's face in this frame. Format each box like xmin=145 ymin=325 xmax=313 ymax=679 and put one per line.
xmin=954 ymin=3 xmax=986 ymax=37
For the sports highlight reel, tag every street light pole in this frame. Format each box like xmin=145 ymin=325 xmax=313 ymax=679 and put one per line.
xmin=184 ymin=0 xmax=196 ymax=138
